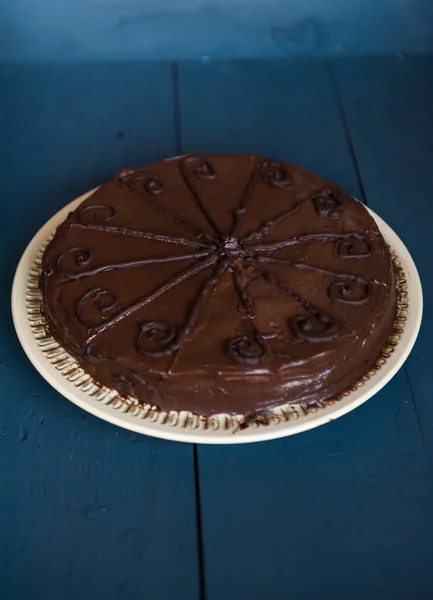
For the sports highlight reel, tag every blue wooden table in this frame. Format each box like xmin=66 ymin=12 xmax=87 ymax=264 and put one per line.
xmin=1 ymin=56 xmax=433 ymax=600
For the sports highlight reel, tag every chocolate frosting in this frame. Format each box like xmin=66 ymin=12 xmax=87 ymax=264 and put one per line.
xmin=40 ymin=154 xmax=397 ymax=416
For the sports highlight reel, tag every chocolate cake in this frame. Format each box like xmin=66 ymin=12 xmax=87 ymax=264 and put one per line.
xmin=40 ymin=154 xmax=397 ymax=417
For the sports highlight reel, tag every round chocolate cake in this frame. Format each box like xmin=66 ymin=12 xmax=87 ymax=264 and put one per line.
xmin=40 ymin=154 xmax=397 ymax=416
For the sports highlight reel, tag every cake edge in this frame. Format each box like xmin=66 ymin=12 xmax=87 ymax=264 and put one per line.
xmin=27 ymin=235 xmax=407 ymax=433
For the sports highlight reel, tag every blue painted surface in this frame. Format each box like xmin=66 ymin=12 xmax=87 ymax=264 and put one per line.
xmin=1 ymin=0 xmax=433 ymax=62
xmin=179 ymin=57 xmax=433 ymax=600
xmin=177 ymin=59 xmax=361 ymax=195
xmin=0 ymin=63 xmax=200 ymax=600
xmin=196 ymin=374 xmax=433 ymax=600
xmin=335 ymin=57 xmax=433 ymax=467
xmin=1 ymin=56 xmax=433 ymax=599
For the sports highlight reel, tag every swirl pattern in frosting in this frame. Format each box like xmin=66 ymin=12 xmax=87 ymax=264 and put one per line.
xmin=290 ymin=311 xmax=341 ymax=343
xmin=337 ymin=235 xmax=372 ymax=258
xmin=260 ymin=159 xmax=292 ymax=188
xmin=79 ymin=204 xmax=116 ymax=225
xmin=226 ymin=336 xmax=266 ymax=365
xmin=313 ymin=188 xmax=345 ymax=219
xmin=181 ymin=155 xmax=216 ymax=181
xmin=136 ymin=322 xmax=178 ymax=357
xmin=75 ymin=288 xmax=118 ymax=327
xmin=117 ymin=169 xmax=164 ymax=196
xmin=57 ymin=247 xmax=92 ymax=279
xmin=40 ymin=153 xmax=397 ymax=417
xmin=328 ymin=278 xmax=371 ymax=305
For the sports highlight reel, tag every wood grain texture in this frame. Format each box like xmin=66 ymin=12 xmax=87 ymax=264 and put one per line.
xmin=334 ymin=56 xmax=433 ymax=468
xmin=0 ymin=63 xmax=199 ymax=600
xmin=178 ymin=58 xmax=433 ymax=600
xmin=1 ymin=0 xmax=433 ymax=62
xmin=197 ymin=374 xmax=433 ymax=600
xmin=178 ymin=59 xmax=362 ymax=197
xmin=3 ymin=57 xmax=433 ymax=600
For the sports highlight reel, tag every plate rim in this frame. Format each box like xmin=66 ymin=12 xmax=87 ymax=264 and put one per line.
xmin=11 ymin=191 xmax=423 ymax=444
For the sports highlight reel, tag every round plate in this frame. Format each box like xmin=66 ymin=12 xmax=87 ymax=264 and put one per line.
xmin=12 ymin=191 xmax=423 ymax=444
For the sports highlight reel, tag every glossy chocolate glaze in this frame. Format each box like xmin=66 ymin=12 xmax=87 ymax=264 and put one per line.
xmin=40 ymin=154 xmax=397 ymax=416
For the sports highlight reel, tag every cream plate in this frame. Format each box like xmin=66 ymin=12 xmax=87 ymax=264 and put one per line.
xmin=12 ymin=191 xmax=423 ymax=444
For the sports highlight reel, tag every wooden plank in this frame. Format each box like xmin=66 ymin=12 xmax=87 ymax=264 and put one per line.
xmin=334 ymin=56 xmax=433 ymax=465
xmin=2 ymin=1 xmax=433 ymax=62
xmin=198 ymin=374 xmax=433 ymax=600
xmin=0 ymin=64 xmax=199 ymax=600
xmin=178 ymin=59 xmax=361 ymax=198
xmin=1 ymin=63 xmax=179 ymax=265
xmin=178 ymin=59 xmax=433 ymax=600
